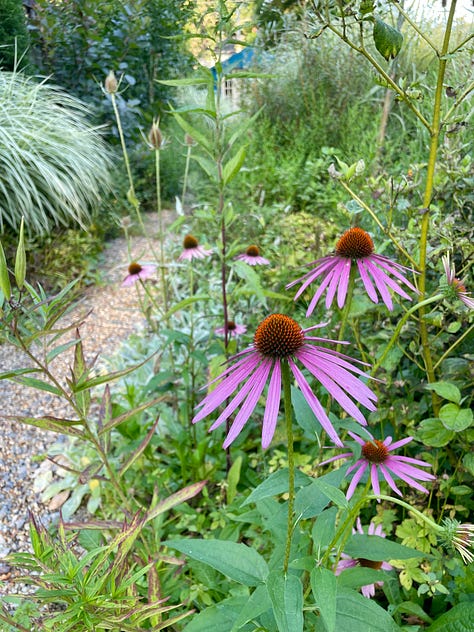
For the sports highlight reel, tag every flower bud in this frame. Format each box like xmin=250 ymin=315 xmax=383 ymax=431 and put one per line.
xmin=185 ymin=133 xmax=195 ymax=146
xmin=148 ymin=120 xmax=163 ymax=149
xmin=0 ymin=241 xmax=11 ymax=301
xmin=104 ymin=70 xmax=118 ymax=94
xmin=373 ymin=17 xmax=403 ymax=61
xmin=14 ymin=216 xmax=26 ymax=290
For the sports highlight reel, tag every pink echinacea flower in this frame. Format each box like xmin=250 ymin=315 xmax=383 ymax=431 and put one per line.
xmin=287 ymin=227 xmax=418 ymax=315
xmin=235 ymin=245 xmax=270 ymax=266
xmin=178 ymin=234 xmax=212 ymax=261
xmin=193 ymin=314 xmax=377 ymax=449
xmin=335 ymin=517 xmax=393 ymax=598
xmin=322 ymin=431 xmax=435 ymax=499
xmin=215 ymin=320 xmax=247 ymax=337
xmin=122 ymin=261 xmax=156 ymax=287
xmin=442 ymin=253 xmax=474 ymax=309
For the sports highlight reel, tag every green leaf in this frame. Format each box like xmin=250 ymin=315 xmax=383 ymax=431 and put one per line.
xmin=295 ymin=468 xmax=348 ymax=519
xmin=6 ymin=415 xmax=84 ymax=437
xmin=227 ymin=455 xmax=242 ymax=505
xmin=14 ymin=216 xmax=26 ymax=289
xmin=311 ymin=507 xmax=338 ymax=553
xmin=311 ymin=566 xmax=337 ymax=632
xmin=222 ymin=145 xmax=247 ymax=185
xmin=462 ymin=453 xmax=474 ymax=476
xmin=169 ymin=110 xmax=212 ymax=154
xmin=242 ymin=468 xmax=312 ymax=506
xmin=267 ymin=570 xmax=303 ymax=632
xmin=0 ymin=239 xmax=11 ymax=299
xmin=391 ymin=601 xmax=432 ymax=624
xmin=292 ymin=386 xmax=322 ymax=438
xmin=46 ymin=338 xmax=81 ymax=364
xmin=231 ymin=584 xmax=271 ymax=631
xmin=146 ymin=480 xmax=207 ymax=523
xmin=336 ymin=566 xmax=391 ymax=590
xmin=439 ymin=403 xmax=473 ymax=432
xmin=13 ymin=375 xmax=63 ymax=396
xmin=416 ymin=418 xmax=455 ymax=447
xmin=157 ymin=76 xmax=212 ymax=87
xmin=182 ymin=596 xmax=249 ymax=632
xmin=73 ymin=351 xmax=158 ymax=392
xmin=344 ymin=534 xmax=425 ymax=561
xmin=373 ymin=17 xmax=403 ymax=61
xmin=100 ymin=396 xmax=165 ymax=433
xmin=163 ymin=539 xmax=269 ymax=586
xmin=163 ymin=295 xmax=210 ymax=320
xmin=425 ymin=381 xmax=461 ymax=404
xmin=119 ymin=416 xmax=159 ymax=477
xmin=426 ymin=602 xmax=474 ymax=631
xmin=335 ymin=588 xmax=400 ymax=631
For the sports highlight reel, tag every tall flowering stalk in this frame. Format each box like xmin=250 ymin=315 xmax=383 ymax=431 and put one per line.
xmin=193 ymin=313 xmax=378 ymax=573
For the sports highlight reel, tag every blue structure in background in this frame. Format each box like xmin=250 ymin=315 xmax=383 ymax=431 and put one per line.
xmin=210 ymin=46 xmax=256 ymax=81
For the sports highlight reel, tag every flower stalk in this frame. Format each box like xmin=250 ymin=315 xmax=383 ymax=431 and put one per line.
xmin=282 ymin=359 xmax=295 ymax=574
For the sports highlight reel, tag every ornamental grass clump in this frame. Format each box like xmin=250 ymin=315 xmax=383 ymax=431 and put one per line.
xmin=0 ymin=70 xmax=112 ymax=235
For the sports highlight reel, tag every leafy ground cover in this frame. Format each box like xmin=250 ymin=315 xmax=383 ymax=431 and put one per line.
xmin=0 ymin=1 xmax=473 ymax=630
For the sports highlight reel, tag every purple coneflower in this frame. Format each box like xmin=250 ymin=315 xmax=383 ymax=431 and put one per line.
xmin=178 ymin=234 xmax=212 ymax=261
xmin=322 ymin=431 xmax=435 ymax=499
xmin=122 ymin=261 xmax=156 ymax=287
xmin=235 ymin=245 xmax=270 ymax=266
xmin=335 ymin=517 xmax=393 ymax=598
xmin=215 ymin=320 xmax=247 ymax=337
xmin=442 ymin=253 xmax=474 ymax=309
xmin=287 ymin=227 xmax=418 ymax=315
xmin=193 ymin=313 xmax=377 ymax=449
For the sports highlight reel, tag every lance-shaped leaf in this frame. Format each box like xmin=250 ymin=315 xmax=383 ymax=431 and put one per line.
xmin=169 ymin=108 xmax=212 ymax=154
xmin=72 ymin=351 xmax=158 ymax=393
xmin=222 ymin=145 xmax=247 ymax=185
xmin=119 ymin=415 xmax=160 ymax=478
xmin=0 ymin=240 xmax=11 ymax=300
xmin=6 ymin=415 xmax=84 ymax=437
xmin=100 ymin=395 xmax=166 ymax=434
xmin=145 ymin=480 xmax=207 ymax=524
xmin=267 ymin=570 xmax=304 ymax=632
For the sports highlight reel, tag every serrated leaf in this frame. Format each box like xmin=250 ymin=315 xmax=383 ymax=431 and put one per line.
xmin=164 ymin=539 xmax=268 ymax=586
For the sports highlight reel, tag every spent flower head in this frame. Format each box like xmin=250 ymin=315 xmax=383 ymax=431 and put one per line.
xmin=178 ymin=235 xmax=212 ymax=261
xmin=215 ymin=320 xmax=247 ymax=337
xmin=287 ymin=227 xmax=418 ymax=315
xmin=335 ymin=517 xmax=393 ymax=598
xmin=235 ymin=245 xmax=270 ymax=266
xmin=122 ymin=262 xmax=156 ymax=287
xmin=322 ymin=431 xmax=435 ymax=499
xmin=441 ymin=253 xmax=474 ymax=309
xmin=193 ymin=313 xmax=377 ymax=449
xmin=440 ymin=519 xmax=474 ymax=564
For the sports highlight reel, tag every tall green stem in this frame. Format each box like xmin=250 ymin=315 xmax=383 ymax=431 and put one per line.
xmin=154 ymin=147 xmax=169 ymax=321
xmin=418 ymin=0 xmax=457 ymax=412
xmin=282 ymin=360 xmax=295 ymax=574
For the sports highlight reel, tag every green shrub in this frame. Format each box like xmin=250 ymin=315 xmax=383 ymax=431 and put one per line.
xmin=0 ymin=0 xmax=29 ymax=70
xmin=0 ymin=70 xmax=113 ymax=235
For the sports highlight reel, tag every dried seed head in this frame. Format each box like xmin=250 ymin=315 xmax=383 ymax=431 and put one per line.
xmin=105 ymin=70 xmax=118 ymax=94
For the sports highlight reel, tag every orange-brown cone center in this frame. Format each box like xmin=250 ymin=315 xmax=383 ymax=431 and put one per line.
xmin=246 ymin=245 xmax=260 ymax=257
xmin=183 ymin=234 xmax=199 ymax=249
xmin=128 ymin=262 xmax=142 ymax=275
xmin=254 ymin=314 xmax=304 ymax=358
xmin=336 ymin=227 xmax=374 ymax=259
xmin=227 ymin=321 xmax=236 ymax=330
xmin=362 ymin=440 xmax=389 ymax=464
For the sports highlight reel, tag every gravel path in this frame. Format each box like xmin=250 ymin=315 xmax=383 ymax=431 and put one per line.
xmin=0 ymin=214 xmax=167 ymax=599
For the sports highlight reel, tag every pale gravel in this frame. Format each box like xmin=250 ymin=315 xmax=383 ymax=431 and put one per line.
xmin=0 ymin=213 xmax=168 ymax=599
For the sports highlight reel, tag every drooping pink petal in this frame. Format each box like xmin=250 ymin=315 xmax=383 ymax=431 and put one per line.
xmin=261 ymin=359 xmax=282 ymax=448
xmin=222 ymin=360 xmax=272 ymax=448
xmin=387 ymin=436 xmax=414 ymax=451
xmin=306 ymin=270 xmax=336 ymax=316
xmin=325 ymin=259 xmax=347 ymax=309
xmin=288 ymin=359 xmax=343 ymax=446
xmin=379 ymin=463 xmax=403 ymax=496
xmin=208 ymin=373 xmax=258 ymax=431
xmin=287 ymin=256 xmax=336 ymax=292
xmin=371 ymin=255 xmax=419 ymax=292
xmin=357 ymin=260 xmax=379 ymax=303
xmin=346 ymin=461 xmax=368 ymax=499
xmin=364 ymin=260 xmax=394 ymax=310
xmin=366 ymin=260 xmax=413 ymax=301
xmin=337 ymin=258 xmax=352 ymax=308
xmin=370 ymin=463 xmax=381 ymax=496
